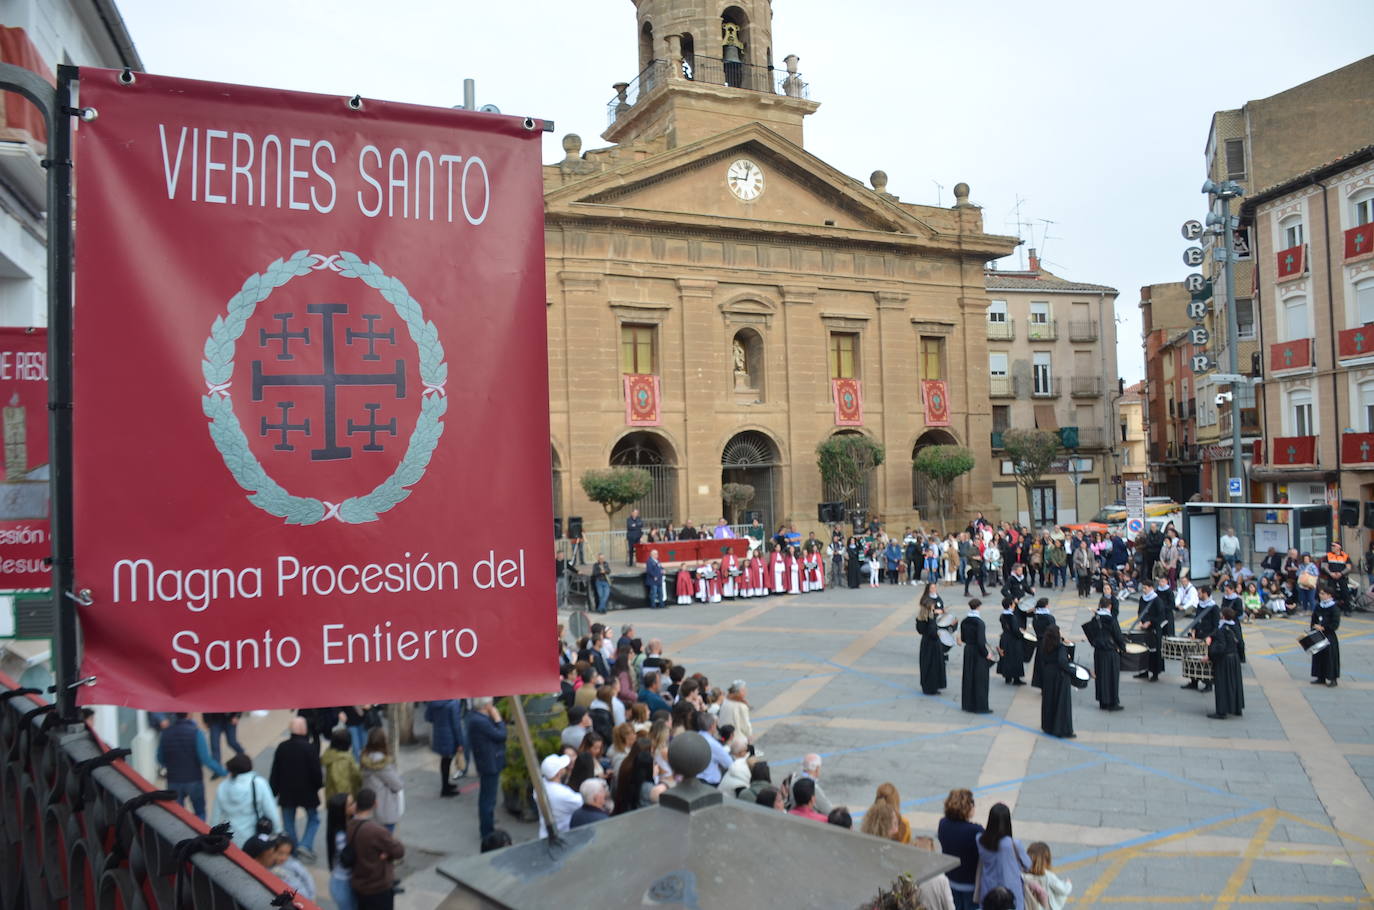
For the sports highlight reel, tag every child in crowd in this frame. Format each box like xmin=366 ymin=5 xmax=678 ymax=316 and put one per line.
xmin=1023 ymin=841 xmax=1072 ymax=910
xmin=1242 ymin=580 xmax=1263 ymax=620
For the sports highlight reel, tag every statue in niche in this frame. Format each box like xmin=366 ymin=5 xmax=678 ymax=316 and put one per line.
xmin=733 ymin=338 xmax=751 ymax=389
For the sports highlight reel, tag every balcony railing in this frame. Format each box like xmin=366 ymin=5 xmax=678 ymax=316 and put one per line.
xmin=1031 ymin=377 xmax=1058 ymax=398
xmin=1077 ymin=426 xmax=1106 ymax=449
xmin=608 ymin=56 xmax=811 ymax=125
xmin=1068 ymin=320 xmax=1099 ymax=342
xmin=1270 ymin=338 xmax=1313 ymax=373
xmin=986 ymin=321 xmax=1014 ymax=341
xmin=989 ymin=375 xmax=1015 ymax=397
xmin=1027 ymin=318 xmax=1058 ymax=341
xmin=1271 ymin=435 xmax=1317 ymax=466
xmin=1218 ymin=406 xmax=1261 ymax=438
xmin=1071 ymin=376 xmax=1102 ymax=398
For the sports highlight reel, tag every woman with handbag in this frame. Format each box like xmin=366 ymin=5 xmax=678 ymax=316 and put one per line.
xmin=210 ymin=752 xmax=282 ymax=847
xmin=1297 ymin=553 xmax=1320 ymax=612
xmin=360 ymin=728 xmax=405 ymax=833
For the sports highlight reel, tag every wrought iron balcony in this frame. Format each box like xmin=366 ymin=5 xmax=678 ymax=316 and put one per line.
xmin=986 ymin=320 xmax=1014 ymax=341
xmin=1031 ymin=377 xmax=1058 ymax=398
xmin=1027 ymin=318 xmax=1058 ymax=341
xmin=989 ymin=375 xmax=1015 ymax=398
xmin=1077 ymin=426 xmax=1106 ymax=449
xmin=1070 ymin=376 xmax=1102 ymax=398
xmin=608 ymin=56 xmax=811 ymax=126
xmin=1068 ymin=320 xmax=1099 ymax=343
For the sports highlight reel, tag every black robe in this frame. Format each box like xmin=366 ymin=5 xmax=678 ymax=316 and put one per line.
xmin=1192 ymin=602 xmax=1220 ymax=641
xmin=846 ymin=544 xmax=862 ymax=589
xmin=960 ymin=614 xmax=992 ymax=713
xmin=1311 ymin=602 xmax=1342 ymax=681
xmin=1208 ymin=622 xmax=1244 ymax=716
xmin=1030 ymin=611 xmax=1055 ymax=688
xmin=997 ymin=610 xmax=1024 ymax=681
xmin=916 ymin=617 xmax=947 ymax=694
xmin=1039 ymin=642 xmax=1075 ymax=737
xmin=1002 ymin=573 xmax=1034 ymax=605
xmin=1088 ymin=612 xmax=1124 ymax=708
xmin=1138 ymin=594 xmax=1166 ymax=675
xmin=1099 ymin=594 xmax=1119 ymax=620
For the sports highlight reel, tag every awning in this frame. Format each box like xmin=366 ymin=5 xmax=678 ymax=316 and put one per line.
xmin=1034 ymin=405 xmax=1058 ymax=429
xmin=1249 ymin=467 xmax=1336 ymax=483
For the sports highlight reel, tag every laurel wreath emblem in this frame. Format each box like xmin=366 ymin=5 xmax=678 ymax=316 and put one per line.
xmin=201 ymin=250 xmax=448 ymax=525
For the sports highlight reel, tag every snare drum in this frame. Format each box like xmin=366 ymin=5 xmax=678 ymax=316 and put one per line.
xmin=1182 ymin=655 xmax=1214 ymax=682
xmin=937 ymin=612 xmax=958 ymax=630
xmin=1021 ymin=628 xmax=1037 ymax=643
xmin=1070 ymin=663 xmax=1091 ymax=689
xmin=938 ymin=629 xmax=957 ymax=649
xmin=1162 ymin=635 xmax=1206 ymax=661
xmin=1124 ymin=642 xmax=1148 ymax=655
xmin=1298 ymin=630 xmax=1329 ymax=654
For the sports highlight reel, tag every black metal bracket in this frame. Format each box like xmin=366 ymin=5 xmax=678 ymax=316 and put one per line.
xmin=8 ymin=703 xmax=56 ymax=761
xmin=67 ymin=747 xmax=132 ymax=807
xmin=0 ymin=687 xmax=41 ymax=703
xmin=108 ymin=788 xmax=178 ymax=860
xmin=173 ymin=823 xmax=234 ymax=909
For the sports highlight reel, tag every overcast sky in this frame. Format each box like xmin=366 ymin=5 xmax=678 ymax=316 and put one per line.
xmin=116 ymin=0 xmax=1373 ymax=382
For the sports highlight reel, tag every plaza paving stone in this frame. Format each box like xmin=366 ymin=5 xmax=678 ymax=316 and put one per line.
xmin=615 ymin=579 xmax=1374 ymax=906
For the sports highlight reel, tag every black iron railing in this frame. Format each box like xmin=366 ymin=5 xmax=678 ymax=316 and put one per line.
xmin=607 ymin=57 xmax=811 ymax=126
xmin=0 ymin=672 xmax=313 ymax=909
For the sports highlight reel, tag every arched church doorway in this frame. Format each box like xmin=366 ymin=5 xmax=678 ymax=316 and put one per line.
xmin=610 ymin=431 xmax=678 ymax=526
xmin=721 ymin=431 xmax=779 ymax=531
xmin=911 ymin=429 xmax=960 ymax=521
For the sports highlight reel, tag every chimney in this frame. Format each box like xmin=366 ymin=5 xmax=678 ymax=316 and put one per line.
xmin=1028 ymin=248 xmax=1040 ymax=272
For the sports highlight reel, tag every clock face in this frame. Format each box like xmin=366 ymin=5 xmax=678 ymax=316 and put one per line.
xmin=726 ymin=158 xmax=764 ymax=201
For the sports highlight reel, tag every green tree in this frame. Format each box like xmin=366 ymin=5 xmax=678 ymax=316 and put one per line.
xmin=912 ymin=445 xmax=976 ymax=530
xmin=1001 ymin=428 xmax=1062 ymax=526
xmin=580 ymin=467 xmax=653 ymax=521
xmin=720 ymin=482 xmax=755 ymax=524
xmin=816 ymin=434 xmax=885 ymax=513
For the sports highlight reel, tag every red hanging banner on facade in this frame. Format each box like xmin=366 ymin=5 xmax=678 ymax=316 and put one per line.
xmin=624 ymin=374 xmax=661 ymax=426
xmin=72 ymin=70 xmax=552 ymax=711
xmin=0 ymin=328 xmax=49 ymax=589
xmin=1345 ymin=225 xmax=1373 ymax=262
xmin=922 ymin=380 xmax=950 ymax=427
xmin=1276 ymin=244 xmax=1305 ymax=280
xmin=832 ymin=378 xmax=863 ymax=426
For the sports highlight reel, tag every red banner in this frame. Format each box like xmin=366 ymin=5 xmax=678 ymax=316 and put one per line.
xmin=1269 ymin=339 xmax=1312 ymax=372
xmin=1346 ymin=225 xmax=1373 ymax=262
xmin=832 ymin=378 xmax=862 ymax=426
xmin=1338 ymin=326 xmax=1374 ymax=360
xmin=922 ymin=379 xmax=950 ymax=427
xmin=1276 ymin=244 xmax=1304 ymax=280
xmin=72 ymin=70 xmax=552 ymax=710
xmin=0 ymin=328 xmax=49 ymax=589
xmin=1272 ymin=436 xmax=1316 ymax=466
xmin=1341 ymin=432 xmax=1374 ymax=464
xmin=624 ymin=374 xmax=660 ymax=426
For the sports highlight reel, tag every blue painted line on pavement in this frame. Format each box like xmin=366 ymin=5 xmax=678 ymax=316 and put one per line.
xmin=1055 ymin=807 xmax=1259 ymax=866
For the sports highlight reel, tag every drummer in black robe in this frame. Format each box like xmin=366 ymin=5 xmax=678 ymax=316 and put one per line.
xmin=1207 ymin=608 xmax=1245 ymax=718
xmin=1029 ymin=597 xmax=1055 ymax=689
xmin=1183 ymin=586 xmax=1220 ymax=692
xmin=1135 ymin=579 xmax=1165 ymax=682
xmin=1099 ymin=581 xmax=1120 ymax=619
xmin=915 ymin=583 xmax=948 ymax=695
xmin=1085 ymin=604 xmax=1125 ymax=711
xmin=997 ymin=596 xmax=1026 ymax=686
xmin=1002 ymin=562 xmax=1035 ymax=605
xmin=845 ymin=537 xmax=862 ymax=589
xmin=959 ymin=599 xmax=993 ymax=714
xmin=1038 ymin=625 xmax=1075 ymax=738
xmin=1156 ymin=578 xmax=1178 ymax=638
xmin=1311 ymin=591 xmax=1342 ymax=687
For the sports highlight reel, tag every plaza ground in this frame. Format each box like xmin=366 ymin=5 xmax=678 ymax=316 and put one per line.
xmin=230 ymin=579 xmax=1374 ymax=908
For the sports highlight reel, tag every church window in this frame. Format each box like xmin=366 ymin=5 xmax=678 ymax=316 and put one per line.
xmin=919 ymin=336 xmax=944 ymax=381
xmin=829 ymin=332 xmax=858 ymax=379
xmin=621 ymin=324 xmax=656 ymax=374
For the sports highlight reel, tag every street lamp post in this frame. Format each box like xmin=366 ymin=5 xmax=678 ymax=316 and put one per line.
xmin=1203 ymin=179 xmax=1248 ymax=546
xmin=1069 ymin=449 xmax=1082 ymax=522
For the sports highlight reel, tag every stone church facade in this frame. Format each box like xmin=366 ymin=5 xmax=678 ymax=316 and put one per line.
xmin=546 ymin=0 xmax=1018 ymax=533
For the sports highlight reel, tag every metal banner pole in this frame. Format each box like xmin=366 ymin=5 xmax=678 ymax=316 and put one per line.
xmin=509 ymin=695 xmax=563 ymax=846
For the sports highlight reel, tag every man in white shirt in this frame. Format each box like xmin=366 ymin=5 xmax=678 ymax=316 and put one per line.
xmin=1219 ymin=528 xmax=1240 ymax=566
xmin=537 ymin=754 xmax=583 ymax=838
xmin=1176 ymin=576 xmax=1200 ymax=616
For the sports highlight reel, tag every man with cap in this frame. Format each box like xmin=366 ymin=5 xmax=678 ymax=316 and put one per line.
xmin=537 ymin=754 xmax=583 ymax=838
xmin=1135 ymin=579 xmax=1166 ymax=682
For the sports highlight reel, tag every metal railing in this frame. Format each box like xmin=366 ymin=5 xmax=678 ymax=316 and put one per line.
xmin=986 ymin=321 xmax=1014 ymax=341
xmin=1031 ymin=377 xmax=1059 ymax=398
xmin=1071 ymin=376 xmax=1102 ymax=397
xmin=0 ymin=672 xmax=311 ymax=909
xmin=1068 ymin=320 xmax=1099 ymax=342
xmin=989 ymin=376 xmax=1015 ymax=397
xmin=1077 ymin=426 xmax=1107 ymax=449
xmin=557 ymin=523 xmax=761 ymax=565
xmin=607 ymin=57 xmax=810 ymax=125
xmin=1027 ymin=318 xmax=1058 ymax=341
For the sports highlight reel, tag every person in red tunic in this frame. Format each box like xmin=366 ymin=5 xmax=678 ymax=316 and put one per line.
xmin=769 ymin=544 xmax=787 ymax=594
xmin=722 ymin=552 xmax=740 ymax=598
xmin=709 ymin=562 xmax=724 ymax=603
xmin=806 ymin=549 xmax=825 ymax=592
xmin=747 ymin=550 xmax=765 ymax=597
xmin=674 ymin=566 xmax=694 ymax=605
xmin=787 ymin=547 xmax=802 ymax=594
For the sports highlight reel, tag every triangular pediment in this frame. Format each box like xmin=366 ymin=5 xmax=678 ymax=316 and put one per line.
xmin=546 ymin=124 xmax=936 ymax=238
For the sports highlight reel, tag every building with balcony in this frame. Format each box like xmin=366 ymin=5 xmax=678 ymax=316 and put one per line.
xmin=1140 ymin=281 xmax=1202 ymax=501
xmin=1246 ymin=143 xmax=1374 ymax=528
xmin=1118 ymin=381 xmax=1148 ymax=493
xmin=547 ymin=0 xmax=1018 ymax=532
xmin=983 ymin=254 xmax=1119 ymax=525
xmin=1195 ymin=56 xmax=1374 ymax=515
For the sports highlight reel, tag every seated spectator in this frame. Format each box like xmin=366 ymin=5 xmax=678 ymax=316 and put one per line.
xmin=718 ymin=733 xmax=753 ymax=796
xmin=782 ymin=753 xmax=833 ymax=814
xmin=787 ymin=778 xmax=828 ymax=822
xmin=244 ymin=834 xmax=316 ymax=902
xmin=561 ymin=706 xmax=592 ymax=751
xmin=695 ymin=715 xmax=732 ymax=786
xmin=569 ymin=779 xmax=611 ymax=828
xmin=739 ymin=761 xmax=773 ymax=802
xmin=537 ymin=754 xmax=582 ymax=838
xmin=754 ymin=786 xmax=784 ymax=810
xmin=827 ymin=807 xmax=853 ymax=828
xmin=874 ymin=782 xmax=912 ymax=844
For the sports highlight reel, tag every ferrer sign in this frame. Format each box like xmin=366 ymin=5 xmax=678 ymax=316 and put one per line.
xmin=73 ymin=71 xmax=552 ymax=710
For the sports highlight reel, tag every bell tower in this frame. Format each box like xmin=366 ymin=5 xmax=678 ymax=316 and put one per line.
xmin=605 ymin=0 xmax=818 ymax=149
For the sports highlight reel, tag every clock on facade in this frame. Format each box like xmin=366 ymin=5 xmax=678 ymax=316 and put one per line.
xmin=726 ymin=158 xmax=764 ymax=201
